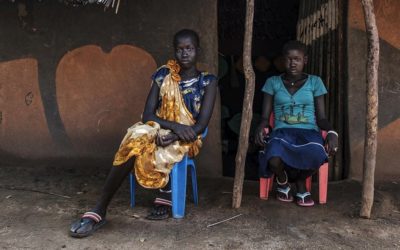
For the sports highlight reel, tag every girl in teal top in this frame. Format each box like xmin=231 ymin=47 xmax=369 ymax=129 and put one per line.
xmin=262 ymin=74 xmax=328 ymax=131
xmin=256 ymin=41 xmax=338 ymax=207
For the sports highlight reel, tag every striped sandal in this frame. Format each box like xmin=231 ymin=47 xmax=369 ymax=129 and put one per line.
xmin=145 ymin=198 xmax=172 ymax=220
xmin=295 ymin=192 xmax=315 ymax=207
xmin=69 ymin=212 xmax=107 ymax=238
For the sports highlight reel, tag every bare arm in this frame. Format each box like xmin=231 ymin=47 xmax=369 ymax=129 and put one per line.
xmin=314 ymin=95 xmax=333 ymax=131
xmin=314 ymin=95 xmax=338 ymax=156
xmin=191 ymin=78 xmax=218 ymax=135
xmin=142 ymin=78 xmax=217 ymax=143
xmin=255 ymin=93 xmax=273 ymax=146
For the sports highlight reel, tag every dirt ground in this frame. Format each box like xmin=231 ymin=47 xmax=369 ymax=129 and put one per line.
xmin=0 ymin=161 xmax=399 ymax=250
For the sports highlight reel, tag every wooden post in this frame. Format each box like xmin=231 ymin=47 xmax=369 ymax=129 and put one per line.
xmin=360 ymin=0 xmax=380 ymax=219
xmin=232 ymin=0 xmax=255 ymax=208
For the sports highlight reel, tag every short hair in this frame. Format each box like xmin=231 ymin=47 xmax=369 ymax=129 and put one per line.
xmin=173 ymin=29 xmax=200 ymax=48
xmin=282 ymin=40 xmax=308 ymax=56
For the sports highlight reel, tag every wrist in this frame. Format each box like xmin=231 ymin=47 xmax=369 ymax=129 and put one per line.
xmin=317 ymin=118 xmax=333 ymax=131
xmin=171 ymin=123 xmax=179 ymax=131
xmin=259 ymin=120 xmax=269 ymax=128
xmin=327 ymin=130 xmax=338 ymax=137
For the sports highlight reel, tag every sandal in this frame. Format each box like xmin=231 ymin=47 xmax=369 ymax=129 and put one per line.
xmin=69 ymin=212 xmax=107 ymax=238
xmin=295 ymin=192 xmax=315 ymax=207
xmin=276 ymin=184 xmax=294 ymax=202
xmin=145 ymin=198 xmax=171 ymax=220
xmin=276 ymin=171 xmax=293 ymax=202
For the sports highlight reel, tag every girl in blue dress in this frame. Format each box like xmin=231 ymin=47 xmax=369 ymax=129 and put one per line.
xmin=69 ymin=29 xmax=217 ymax=237
xmin=255 ymin=41 xmax=338 ymax=207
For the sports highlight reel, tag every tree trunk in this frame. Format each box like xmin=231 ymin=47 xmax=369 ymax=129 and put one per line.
xmin=232 ymin=0 xmax=255 ymax=209
xmin=360 ymin=0 xmax=380 ymax=219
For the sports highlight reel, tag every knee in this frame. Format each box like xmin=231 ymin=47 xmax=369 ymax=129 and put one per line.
xmin=268 ymin=157 xmax=282 ymax=172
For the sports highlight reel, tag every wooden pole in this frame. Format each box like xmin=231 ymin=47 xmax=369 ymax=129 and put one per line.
xmin=360 ymin=0 xmax=380 ymax=219
xmin=232 ymin=0 xmax=255 ymax=209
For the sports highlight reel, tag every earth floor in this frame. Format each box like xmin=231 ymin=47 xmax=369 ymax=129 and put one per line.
xmin=0 ymin=162 xmax=399 ymax=249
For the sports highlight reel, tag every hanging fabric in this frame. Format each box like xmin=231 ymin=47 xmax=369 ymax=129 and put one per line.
xmin=62 ymin=0 xmax=121 ymax=13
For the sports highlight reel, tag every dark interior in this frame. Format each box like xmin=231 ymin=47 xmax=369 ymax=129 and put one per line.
xmin=218 ymin=0 xmax=300 ymax=179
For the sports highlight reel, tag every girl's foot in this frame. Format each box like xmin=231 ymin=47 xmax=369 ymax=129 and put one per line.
xmin=276 ymin=184 xmax=293 ymax=202
xmin=69 ymin=211 xmax=107 ymax=238
xmin=276 ymin=171 xmax=293 ymax=202
xmin=295 ymin=192 xmax=315 ymax=207
xmin=145 ymin=198 xmax=171 ymax=220
xmin=145 ymin=205 xmax=171 ymax=220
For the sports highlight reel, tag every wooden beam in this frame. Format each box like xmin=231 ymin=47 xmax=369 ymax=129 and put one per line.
xmin=360 ymin=0 xmax=380 ymax=219
xmin=232 ymin=0 xmax=255 ymax=209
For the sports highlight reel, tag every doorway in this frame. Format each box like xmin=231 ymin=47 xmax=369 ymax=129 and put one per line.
xmin=217 ymin=0 xmax=348 ymax=181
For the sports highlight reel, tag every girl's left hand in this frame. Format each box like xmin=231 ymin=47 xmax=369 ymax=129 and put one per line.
xmin=156 ymin=133 xmax=178 ymax=147
xmin=325 ymin=133 xmax=339 ymax=157
xmin=172 ymin=124 xmax=197 ymax=142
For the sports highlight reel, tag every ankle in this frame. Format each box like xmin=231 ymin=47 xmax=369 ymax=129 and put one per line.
xmin=92 ymin=206 xmax=107 ymax=218
xmin=296 ymin=182 xmax=307 ymax=194
xmin=276 ymin=171 xmax=288 ymax=185
xmin=277 ymin=182 xmax=290 ymax=189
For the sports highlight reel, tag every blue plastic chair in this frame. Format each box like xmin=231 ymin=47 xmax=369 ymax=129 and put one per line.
xmin=129 ymin=128 xmax=207 ymax=219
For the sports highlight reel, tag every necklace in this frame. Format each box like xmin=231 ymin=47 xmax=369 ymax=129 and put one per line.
xmin=289 ymin=80 xmax=299 ymax=86
xmin=284 ymin=75 xmax=307 ymax=86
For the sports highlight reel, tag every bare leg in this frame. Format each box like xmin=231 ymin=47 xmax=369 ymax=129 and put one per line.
xmin=295 ymin=169 xmax=316 ymax=194
xmin=93 ymin=158 xmax=135 ymax=217
xmin=268 ymin=157 xmax=287 ymax=184
xmin=294 ymin=169 xmax=316 ymax=206
xmin=146 ymin=181 xmax=172 ymax=220
xmin=70 ymin=159 xmax=134 ymax=237
xmin=268 ymin=157 xmax=292 ymax=202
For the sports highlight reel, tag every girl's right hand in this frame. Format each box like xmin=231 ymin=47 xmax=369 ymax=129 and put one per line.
xmin=156 ymin=133 xmax=178 ymax=147
xmin=255 ymin=126 xmax=269 ymax=147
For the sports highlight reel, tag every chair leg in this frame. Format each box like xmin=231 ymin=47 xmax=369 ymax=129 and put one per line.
xmin=129 ymin=173 xmax=135 ymax=207
xmin=306 ymin=176 xmax=312 ymax=193
xmin=171 ymin=156 xmax=188 ymax=219
xmin=269 ymin=174 xmax=275 ymax=191
xmin=260 ymin=177 xmax=272 ymax=200
xmin=319 ymin=163 xmax=329 ymax=204
xmin=188 ymin=159 xmax=198 ymax=205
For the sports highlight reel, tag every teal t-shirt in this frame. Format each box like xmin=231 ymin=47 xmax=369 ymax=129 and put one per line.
xmin=262 ymin=75 xmax=327 ymax=131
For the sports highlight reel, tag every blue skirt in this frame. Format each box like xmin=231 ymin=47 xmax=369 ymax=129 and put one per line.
xmin=258 ymin=128 xmax=328 ymax=178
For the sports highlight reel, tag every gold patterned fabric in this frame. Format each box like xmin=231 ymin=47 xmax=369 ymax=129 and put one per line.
xmin=112 ymin=60 xmax=202 ymax=189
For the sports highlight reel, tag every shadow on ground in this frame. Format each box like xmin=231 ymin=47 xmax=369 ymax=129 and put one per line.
xmin=0 ymin=162 xmax=399 ymax=249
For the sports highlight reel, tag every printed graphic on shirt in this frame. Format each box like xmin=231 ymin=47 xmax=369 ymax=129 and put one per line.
xmin=278 ymin=104 xmax=309 ymax=124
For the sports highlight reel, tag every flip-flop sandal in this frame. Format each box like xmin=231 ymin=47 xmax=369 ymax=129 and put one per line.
xmin=276 ymin=185 xmax=293 ymax=202
xmin=296 ymin=192 xmax=315 ymax=207
xmin=145 ymin=204 xmax=171 ymax=220
xmin=145 ymin=198 xmax=172 ymax=220
xmin=69 ymin=212 xmax=107 ymax=238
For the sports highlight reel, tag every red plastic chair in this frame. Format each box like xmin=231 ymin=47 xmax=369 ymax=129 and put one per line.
xmin=259 ymin=114 xmax=329 ymax=204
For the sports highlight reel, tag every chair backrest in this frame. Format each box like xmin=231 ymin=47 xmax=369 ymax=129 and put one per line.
xmin=269 ymin=113 xmax=275 ymax=128
xmin=201 ymin=127 xmax=208 ymax=139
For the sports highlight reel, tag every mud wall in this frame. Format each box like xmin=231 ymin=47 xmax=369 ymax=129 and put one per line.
xmin=0 ymin=1 xmax=221 ymax=176
xmin=347 ymin=0 xmax=400 ymax=180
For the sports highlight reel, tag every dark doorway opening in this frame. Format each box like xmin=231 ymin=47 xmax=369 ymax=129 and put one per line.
xmin=217 ymin=0 xmax=300 ymax=180
xmin=218 ymin=0 xmax=348 ymax=181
